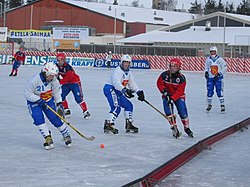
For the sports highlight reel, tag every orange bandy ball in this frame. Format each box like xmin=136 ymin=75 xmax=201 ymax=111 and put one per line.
xmin=100 ymin=144 xmax=105 ymax=149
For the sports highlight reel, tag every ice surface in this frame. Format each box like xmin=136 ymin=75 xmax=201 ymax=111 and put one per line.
xmin=0 ymin=65 xmax=249 ymax=187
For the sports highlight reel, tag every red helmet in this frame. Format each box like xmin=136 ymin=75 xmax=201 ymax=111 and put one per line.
xmin=169 ymin=58 xmax=181 ymax=73
xmin=56 ymin=53 xmax=66 ymax=61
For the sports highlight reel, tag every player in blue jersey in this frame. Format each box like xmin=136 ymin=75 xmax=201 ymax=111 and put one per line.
xmin=204 ymin=46 xmax=227 ymax=112
xmin=24 ymin=62 xmax=72 ymax=150
xmin=103 ymin=54 xmax=145 ymax=134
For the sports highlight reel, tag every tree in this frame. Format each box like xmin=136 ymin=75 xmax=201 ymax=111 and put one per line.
xmin=204 ymin=0 xmax=217 ymax=14
xmin=26 ymin=0 xmax=36 ymax=3
xmin=189 ymin=0 xmax=202 ymax=14
xmin=161 ymin=0 xmax=177 ymax=11
xmin=217 ymin=0 xmax=224 ymax=12
xmin=8 ymin=0 xmax=24 ymax=9
xmin=225 ymin=2 xmax=235 ymax=13
xmin=236 ymin=0 xmax=250 ymax=15
xmin=131 ymin=0 xmax=139 ymax=7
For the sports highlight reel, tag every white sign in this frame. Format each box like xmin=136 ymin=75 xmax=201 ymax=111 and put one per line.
xmin=53 ymin=27 xmax=89 ymax=43
xmin=0 ymin=27 xmax=7 ymax=42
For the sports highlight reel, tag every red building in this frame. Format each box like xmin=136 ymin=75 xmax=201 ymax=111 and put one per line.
xmin=2 ymin=0 xmax=147 ymax=37
xmin=0 ymin=0 xmax=179 ymax=37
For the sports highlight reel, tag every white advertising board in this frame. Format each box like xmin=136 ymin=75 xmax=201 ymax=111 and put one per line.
xmin=53 ymin=27 xmax=89 ymax=43
xmin=0 ymin=27 xmax=7 ymax=42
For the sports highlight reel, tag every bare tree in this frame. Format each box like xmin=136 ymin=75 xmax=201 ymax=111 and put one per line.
xmin=131 ymin=0 xmax=139 ymax=7
xmin=161 ymin=0 xmax=177 ymax=11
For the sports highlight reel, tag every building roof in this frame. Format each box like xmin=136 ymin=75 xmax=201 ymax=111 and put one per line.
xmin=117 ymin=12 xmax=250 ymax=46
xmin=117 ymin=26 xmax=250 ymax=46
xmin=60 ymin=0 xmax=197 ymax=25
xmin=160 ymin=12 xmax=250 ymax=32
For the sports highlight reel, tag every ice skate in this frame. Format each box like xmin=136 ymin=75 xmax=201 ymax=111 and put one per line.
xmin=64 ymin=109 xmax=71 ymax=118
xmin=171 ymin=125 xmax=181 ymax=138
xmin=63 ymin=135 xmax=72 ymax=147
xmin=83 ymin=110 xmax=91 ymax=120
xmin=184 ymin=128 xmax=194 ymax=138
xmin=206 ymin=104 xmax=212 ymax=112
xmin=13 ymin=73 xmax=17 ymax=76
xmin=221 ymin=105 xmax=225 ymax=113
xmin=103 ymin=120 xmax=118 ymax=134
xmin=43 ymin=135 xmax=54 ymax=150
xmin=9 ymin=73 xmax=13 ymax=76
xmin=125 ymin=119 xmax=138 ymax=133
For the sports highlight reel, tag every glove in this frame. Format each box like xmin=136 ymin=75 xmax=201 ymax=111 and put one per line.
xmin=56 ymin=102 xmax=64 ymax=118
xmin=122 ymin=88 xmax=134 ymax=98
xmin=37 ymin=99 xmax=46 ymax=107
xmin=137 ymin=90 xmax=145 ymax=101
xmin=205 ymin=71 xmax=209 ymax=79
xmin=214 ymin=73 xmax=221 ymax=79
xmin=162 ymin=89 xmax=171 ymax=97
xmin=166 ymin=96 xmax=173 ymax=105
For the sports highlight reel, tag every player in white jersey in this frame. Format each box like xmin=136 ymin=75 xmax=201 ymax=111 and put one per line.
xmin=103 ymin=54 xmax=145 ymax=134
xmin=106 ymin=51 xmax=113 ymax=68
xmin=24 ymin=62 xmax=72 ymax=149
xmin=204 ymin=46 xmax=227 ymax=112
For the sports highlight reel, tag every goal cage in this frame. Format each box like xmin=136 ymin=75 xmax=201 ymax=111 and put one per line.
xmin=0 ymin=42 xmax=14 ymax=64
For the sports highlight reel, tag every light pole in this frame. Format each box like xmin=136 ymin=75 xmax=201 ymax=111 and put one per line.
xmin=114 ymin=7 xmax=116 ymax=54
xmin=0 ymin=2 xmax=6 ymax=27
xmin=113 ymin=0 xmax=118 ymax=54
xmin=222 ymin=5 xmax=227 ymax=57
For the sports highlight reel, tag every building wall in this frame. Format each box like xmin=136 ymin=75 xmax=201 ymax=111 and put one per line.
xmin=6 ymin=0 xmax=124 ymax=35
xmin=126 ymin=23 xmax=146 ymax=37
xmin=146 ymin=24 xmax=166 ymax=32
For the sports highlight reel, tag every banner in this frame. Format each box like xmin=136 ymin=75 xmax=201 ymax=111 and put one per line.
xmin=94 ymin=59 xmax=150 ymax=69
xmin=0 ymin=54 xmax=13 ymax=64
xmin=25 ymin=55 xmax=94 ymax=67
xmin=53 ymin=39 xmax=80 ymax=50
xmin=0 ymin=27 xmax=7 ymax=42
xmin=21 ymin=55 xmax=149 ymax=69
xmin=9 ymin=29 xmax=51 ymax=39
xmin=53 ymin=27 xmax=89 ymax=43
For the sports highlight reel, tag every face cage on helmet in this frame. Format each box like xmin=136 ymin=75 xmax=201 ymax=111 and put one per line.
xmin=121 ymin=60 xmax=131 ymax=70
xmin=169 ymin=63 xmax=180 ymax=73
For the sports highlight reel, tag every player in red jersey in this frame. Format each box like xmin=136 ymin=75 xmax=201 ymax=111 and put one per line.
xmin=9 ymin=49 xmax=25 ymax=76
xmin=156 ymin=58 xmax=193 ymax=138
xmin=56 ymin=53 xmax=91 ymax=119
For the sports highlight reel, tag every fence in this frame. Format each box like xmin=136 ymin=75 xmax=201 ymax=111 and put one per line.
xmin=18 ymin=51 xmax=250 ymax=73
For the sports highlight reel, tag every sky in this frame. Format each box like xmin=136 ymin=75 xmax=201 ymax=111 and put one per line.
xmin=0 ymin=64 xmax=250 ymax=186
xmin=105 ymin=0 xmax=232 ymax=10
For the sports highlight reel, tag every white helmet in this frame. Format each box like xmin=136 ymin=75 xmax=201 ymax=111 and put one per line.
xmin=120 ymin=54 xmax=132 ymax=71
xmin=121 ymin=54 xmax=132 ymax=62
xmin=42 ymin=62 xmax=59 ymax=77
xmin=210 ymin=46 xmax=218 ymax=53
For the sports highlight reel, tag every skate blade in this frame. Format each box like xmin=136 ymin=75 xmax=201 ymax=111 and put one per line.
xmin=104 ymin=130 xmax=118 ymax=134
xmin=83 ymin=116 xmax=91 ymax=120
xmin=126 ymin=129 xmax=138 ymax=133
xmin=65 ymin=143 xmax=72 ymax=148
xmin=44 ymin=144 xmax=54 ymax=150
xmin=172 ymin=132 xmax=182 ymax=138
xmin=65 ymin=115 xmax=71 ymax=119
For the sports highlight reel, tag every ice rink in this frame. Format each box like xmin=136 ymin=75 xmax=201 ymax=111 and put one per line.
xmin=0 ymin=64 xmax=250 ymax=187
